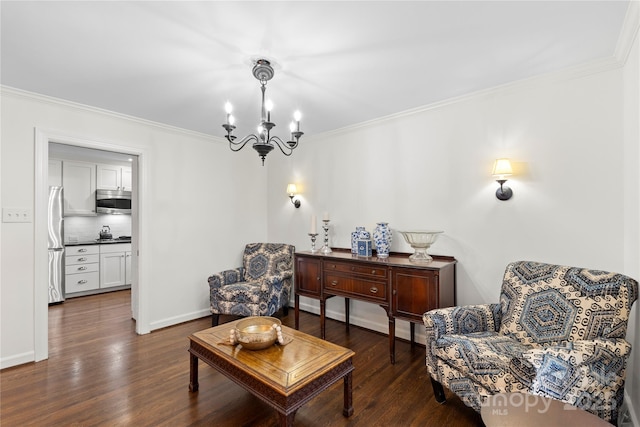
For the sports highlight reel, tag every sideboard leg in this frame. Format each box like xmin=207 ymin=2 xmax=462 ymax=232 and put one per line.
xmin=345 ymin=298 xmax=350 ymax=333
xmin=294 ymin=294 xmax=300 ymax=330
xmin=320 ymin=299 xmax=326 ymax=339
xmin=410 ymin=322 xmax=415 ymax=348
xmin=389 ymin=317 xmax=396 ymax=364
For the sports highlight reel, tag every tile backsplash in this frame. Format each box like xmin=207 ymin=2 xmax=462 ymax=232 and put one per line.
xmin=65 ymin=214 xmax=131 ymax=243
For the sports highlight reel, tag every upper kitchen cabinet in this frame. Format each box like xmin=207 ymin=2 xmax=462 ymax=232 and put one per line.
xmin=63 ymin=160 xmax=97 ymax=216
xmin=97 ymin=164 xmax=132 ymax=191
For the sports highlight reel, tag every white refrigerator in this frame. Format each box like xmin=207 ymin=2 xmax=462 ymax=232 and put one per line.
xmin=48 ymin=186 xmax=65 ymax=304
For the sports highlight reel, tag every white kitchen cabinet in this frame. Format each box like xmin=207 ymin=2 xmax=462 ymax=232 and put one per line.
xmin=63 ymin=161 xmax=97 ymax=216
xmin=125 ymin=251 xmax=132 ymax=285
xmin=121 ymin=168 xmax=132 ymax=191
xmin=65 ymin=245 xmax=100 ymax=295
xmin=100 ymin=243 xmax=132 ymax=289
xmin=48 ymin=159 xmax=62 ymax=187
xmin=97 ymin=164 xmax=132 ymax=191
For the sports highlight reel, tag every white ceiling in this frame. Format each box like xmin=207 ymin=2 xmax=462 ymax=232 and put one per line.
xmin=0 ymin=1 xmax=631 ymax=137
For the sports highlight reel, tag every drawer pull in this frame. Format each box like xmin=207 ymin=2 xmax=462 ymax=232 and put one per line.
xmin=370 ymin=287 xmax=378 ymax=294
xmin=78 ymin=249 xmax=88 ymax=253
xmin=371 ymin=270 xmax=376 ymax=274
xmin=78 ymin=266 xmax=87 ymax=271
xmin=316 ymin=276 xmax=320 ymax=281
xmin=78 ymin=280 xmax=87 ymax=284
xmin=78 ymin=257 xmax=87 ymax=262
xmin=331 ymin=280 xmax=338 ymax=286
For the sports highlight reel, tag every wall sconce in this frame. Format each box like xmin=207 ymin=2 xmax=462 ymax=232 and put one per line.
xmin=492 ymin=158 xmax=513 ymax=201
xmin=286 ymin=183 xmax=301 ymax=208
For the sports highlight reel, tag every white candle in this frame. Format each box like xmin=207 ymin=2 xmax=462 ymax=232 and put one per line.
xmin=323 ymin=212 xmax=330 ymax=221
xmin=310 ymin=215 xmax=317 ymax=234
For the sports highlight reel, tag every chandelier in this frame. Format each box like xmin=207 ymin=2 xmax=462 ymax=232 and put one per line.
xmin=222 ymin=59 xmax=304 ymax=165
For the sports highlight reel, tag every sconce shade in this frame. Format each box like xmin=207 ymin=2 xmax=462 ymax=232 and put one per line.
xmin=492 ymin=158 xmax=513 ymax=178
xmin=492 ymin=158 xmax=513 ymax=201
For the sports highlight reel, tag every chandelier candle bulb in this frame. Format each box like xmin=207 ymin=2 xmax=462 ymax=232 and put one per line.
xmin=265 ymin=99 xmax=273 ymax=122
xmin=224 ymin=102 xmax=233 ymax=125
xmin=294 ymin=111 xmax=301 ymax=131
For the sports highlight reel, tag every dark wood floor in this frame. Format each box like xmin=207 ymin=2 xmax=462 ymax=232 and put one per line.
xmin=1 ymin=290 xmax=482 ymax=426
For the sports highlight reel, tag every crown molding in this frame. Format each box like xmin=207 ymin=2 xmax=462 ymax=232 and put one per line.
xmin=316 ymin=55 xmax=624 ymax=140
xmin=0 ymin=85 xmax=227 ymax=143
xmin=615 ymin=0 xmax=640 ymax=64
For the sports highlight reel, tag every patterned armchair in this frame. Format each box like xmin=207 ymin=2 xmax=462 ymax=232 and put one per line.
xmin=208 ymin=243 xmax=295 ymax=326
xmin=423 ymin=261 xmax=638 ymax=423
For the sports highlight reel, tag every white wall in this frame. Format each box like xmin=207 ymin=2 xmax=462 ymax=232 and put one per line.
xmin=622 ymin=5 xmax=640 ymax=424
xmin=0 ymin=88 xmax=268 ymax=368
xmin=267 ymin=60 xmax=639 ymax=415
xmin=269 ymin=64 xmax=627 ymax=322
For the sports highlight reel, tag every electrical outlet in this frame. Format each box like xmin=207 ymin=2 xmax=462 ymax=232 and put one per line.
xmin=2 ymin=208 xmax=32 ymax=223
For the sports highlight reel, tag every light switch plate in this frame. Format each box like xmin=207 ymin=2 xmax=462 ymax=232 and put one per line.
xmin=2 ymin=207 xmax=32 ymax=223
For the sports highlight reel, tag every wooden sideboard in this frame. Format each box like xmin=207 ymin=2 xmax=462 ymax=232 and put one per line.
xmin=294 ymin=249 xmax=456 ymax=364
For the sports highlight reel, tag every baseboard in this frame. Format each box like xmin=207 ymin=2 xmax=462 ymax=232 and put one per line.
xmin=149 ymin=308 xmax=211 ymax=331
xmin=296 ymin=299 xmax=422 ymax=343
xmin=0 ymin=351 xmax=35 ymax=370
xmin=624 ymin=389 xmax=639 ymax=427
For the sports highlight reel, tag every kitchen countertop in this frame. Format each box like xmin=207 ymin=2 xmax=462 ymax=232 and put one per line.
xmin=65 ymin=239 xmax=131 ymax=246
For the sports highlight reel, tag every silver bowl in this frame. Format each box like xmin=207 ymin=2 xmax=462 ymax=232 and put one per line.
xmin=234 ymin=316 xmax=281 ymax=350
xmin=399 ymin=231 xmax=443 ymax=263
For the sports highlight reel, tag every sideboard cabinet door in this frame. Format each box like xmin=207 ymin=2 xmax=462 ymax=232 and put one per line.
xmin=391 ymin=266 xmax=454 ymax=323
xmin=295 ymin=255 xmax=322 ymax=298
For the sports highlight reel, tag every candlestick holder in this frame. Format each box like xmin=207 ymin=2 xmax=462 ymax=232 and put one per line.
xmin=320 ymin=220 xmax=332 ymax=254
xmin=308 ymin=233 xmax=319 ymax=253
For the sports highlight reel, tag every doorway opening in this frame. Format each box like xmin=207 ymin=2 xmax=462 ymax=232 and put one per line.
xmin=48 ymin=142 xmax=137 ymax=314
xmin=35 ymin=128 xmax=147 ymax=362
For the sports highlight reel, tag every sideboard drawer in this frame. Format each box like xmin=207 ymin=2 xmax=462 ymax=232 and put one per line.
xmin=324 ymin=261 xmax=387 ymax=279
xmin=324 ymin=273 xmax=387 ymax=302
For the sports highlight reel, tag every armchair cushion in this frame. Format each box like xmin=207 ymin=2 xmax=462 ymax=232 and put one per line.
xmin=432 ymin=332 xmax=533 ymax=392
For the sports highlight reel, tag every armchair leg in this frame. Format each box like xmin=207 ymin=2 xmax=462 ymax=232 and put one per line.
xmin=283 ymin=305 xmax=289 ymax=317
xmin=211 ymin=314 xmax=219 ymax=327
xmin=431 ymin=378 xmax=446 ymax=404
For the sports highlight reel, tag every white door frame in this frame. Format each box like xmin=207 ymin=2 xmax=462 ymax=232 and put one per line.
xmin=34 ymin=128 xmax=149 ymax=361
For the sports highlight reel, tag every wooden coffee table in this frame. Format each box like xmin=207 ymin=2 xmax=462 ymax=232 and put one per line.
xmin=188 ymin=320 xmax=355 ymax=426
xmin=481 ymin=393 xmax=612 ymax=426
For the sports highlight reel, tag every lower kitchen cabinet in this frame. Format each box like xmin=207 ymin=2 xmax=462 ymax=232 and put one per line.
xmin=65 ymin=245 xmax=100 ymax=294
xmin=65 ymin=242 xmax=132 ymax=297
xmin=100 ymin=243 xmax=132 ymax=289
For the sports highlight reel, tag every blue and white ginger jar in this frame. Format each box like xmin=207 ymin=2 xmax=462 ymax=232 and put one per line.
xmin=373 ymin=222 xmax=392 ymax=258
xmin=351 ymin=227 xmax=370 ymax=254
